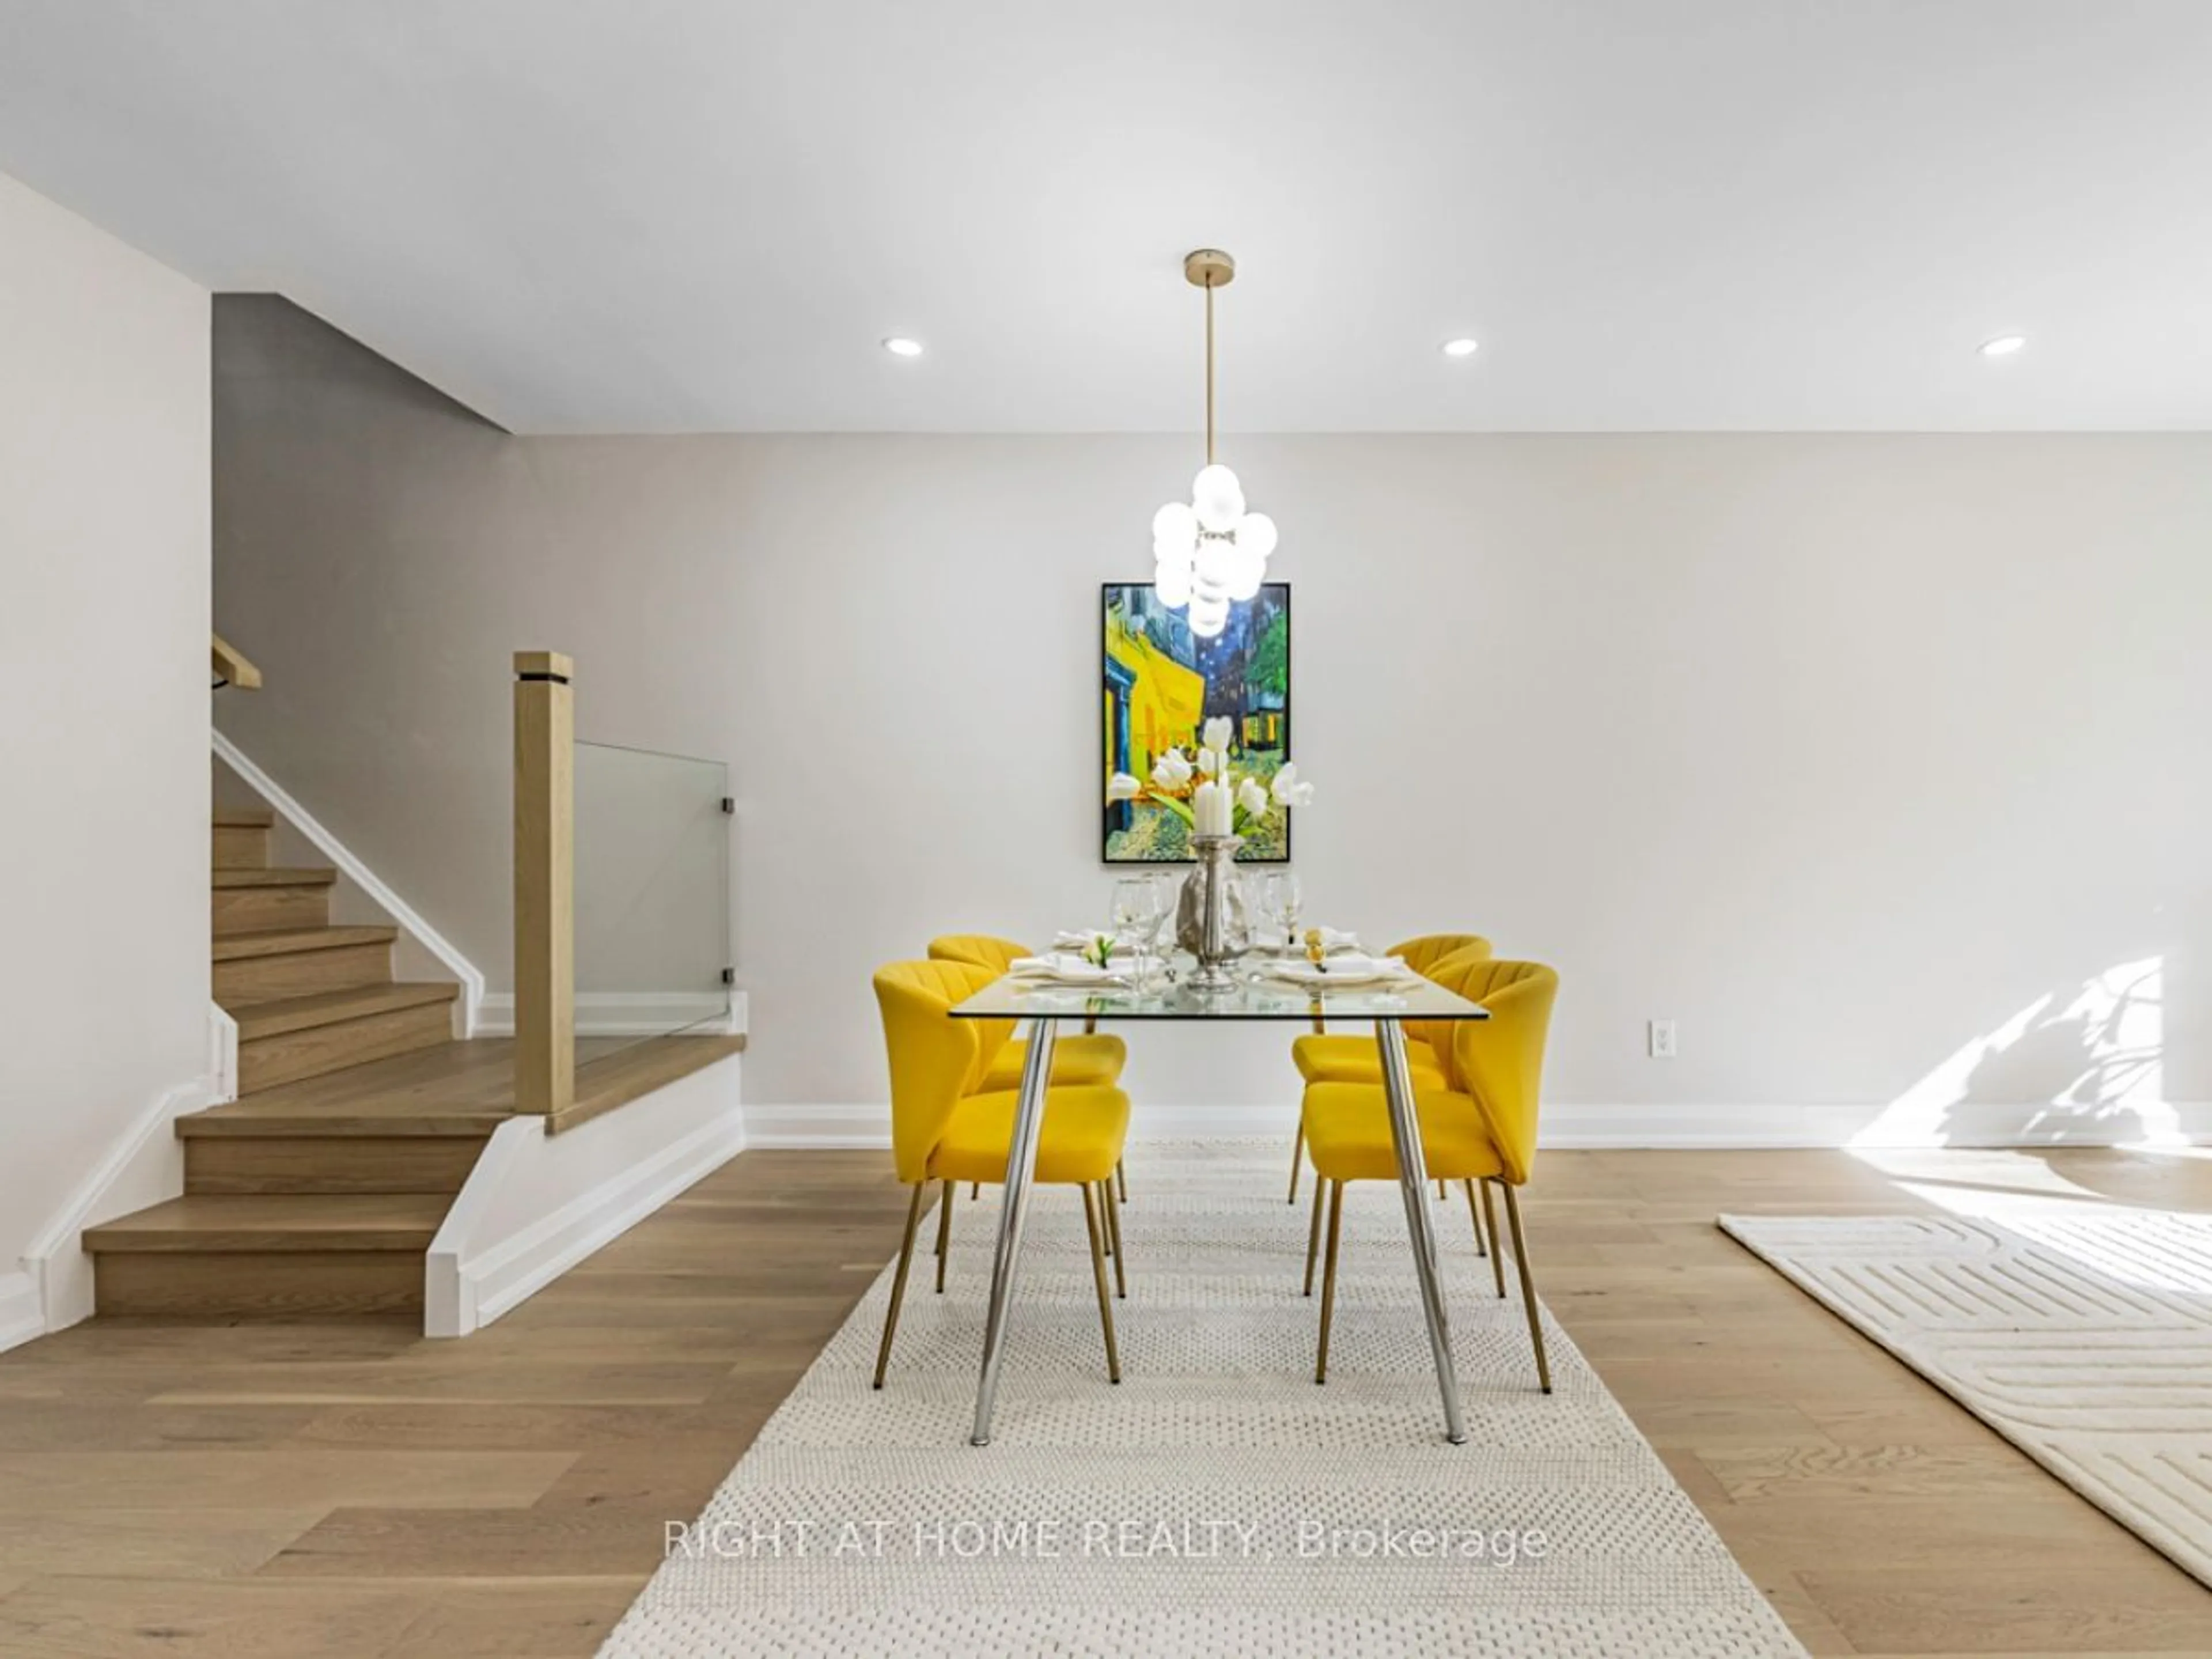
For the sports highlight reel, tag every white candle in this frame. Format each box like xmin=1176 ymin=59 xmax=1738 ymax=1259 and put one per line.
xmin=1193 ymin=779 xmax=1225 ymax=838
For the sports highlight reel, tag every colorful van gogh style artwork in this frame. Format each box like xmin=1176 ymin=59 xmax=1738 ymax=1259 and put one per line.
xmin=1102 ymin=582 xmax=1290 ymax=863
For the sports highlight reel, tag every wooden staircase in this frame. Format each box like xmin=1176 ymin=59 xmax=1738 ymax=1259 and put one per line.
xmin=85 ymin=807 xmax=479 ymax=1318
xmin=209 ymin=809 xmax=459 ymax=1090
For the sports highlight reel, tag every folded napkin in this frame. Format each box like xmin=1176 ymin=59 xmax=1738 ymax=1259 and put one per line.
xmin=1009 ymin=953 xmax=1126 ymax=984
xmin=1260 ymin=952 xmax=1415 ymax=986
xmin=1253 ymin=925 xmax=1361 ymax=953
xmin=1052 ymin=930 xmax=1136 ymax=956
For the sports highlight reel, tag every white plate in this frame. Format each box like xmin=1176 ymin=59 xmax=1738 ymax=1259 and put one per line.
xmin=1260 ymin=959 xmax=1411 ymax=988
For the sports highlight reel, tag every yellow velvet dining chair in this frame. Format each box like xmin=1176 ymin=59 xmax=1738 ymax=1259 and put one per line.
xmin=1294 ymin=944 xmax=1506 ymax=1289
xmin=1298 ymin=958 xmax=1559 ymax=1394
xmin=870 ymin=960 xmax=1132 ymax=1389
xmin=1282 ymin=933 xmax=1493 ymax=1204
xmin=927 ymin=933 xmax=1130 ymax=1200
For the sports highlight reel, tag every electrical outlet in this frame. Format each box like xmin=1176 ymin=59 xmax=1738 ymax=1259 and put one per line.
xmin=1647 ymin=1019 xmax=1677 ymax=1059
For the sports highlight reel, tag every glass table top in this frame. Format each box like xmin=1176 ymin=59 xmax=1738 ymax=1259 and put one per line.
xmin=949 ymin=957 xmax=1490 ymax=1022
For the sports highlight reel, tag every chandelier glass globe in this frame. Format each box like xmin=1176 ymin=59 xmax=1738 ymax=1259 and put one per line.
xmin=1153 ymin=468 xmax=1276 ymax=637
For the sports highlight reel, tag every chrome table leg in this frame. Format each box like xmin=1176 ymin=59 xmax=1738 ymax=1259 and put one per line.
xmin=1377 ymin=1017 xmax=1466 ymax=1444
xmin=969 ymin=1016 xmax=1056 ymax=1446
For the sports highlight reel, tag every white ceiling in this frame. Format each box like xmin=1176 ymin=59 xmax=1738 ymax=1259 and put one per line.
xmin=2 ymin=1 xmax=2210 ymax=433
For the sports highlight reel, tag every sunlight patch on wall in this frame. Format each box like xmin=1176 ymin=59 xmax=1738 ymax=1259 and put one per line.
xmin=1849 ymin=956 xmax=2179 ymax=1148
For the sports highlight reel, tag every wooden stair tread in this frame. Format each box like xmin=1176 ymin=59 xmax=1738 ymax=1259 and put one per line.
xmin=212 ymin=925 xmax=399 ymax=962
xmin=182 ymin=1041 xmax=515 ymax=1136
xmin=232 ymin=982 xmax=459 ymax=1039
xmin=179 ymin=1111 xmax=500 ymax=1139
xmin=175 ymin=1038 xmax=693 ymax=1135
xmin=181 ymin=1100 xmax=505 ymax=1138
xmin=213 ymin=866 xmax=337 ymax=889
xmin=212 ymin=805 xmax=274 ymax=828
xmin=84 ymin=1194 xmax=448 ymax=1252
xmin=185 ymin=1134 xmax=488 ymax=1195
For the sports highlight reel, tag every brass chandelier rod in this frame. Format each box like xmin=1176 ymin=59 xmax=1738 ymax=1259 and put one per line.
xmin=1184 ymin=248 xmax=1235 ymax=468
xmin=1205 ymin=275 xmax=1215 ymax=466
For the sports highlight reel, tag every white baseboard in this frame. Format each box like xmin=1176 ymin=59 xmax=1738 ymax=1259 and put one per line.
xmin=426 ymin=1051 xmax=745 ymax=1337
xmin=0 ymin=1272 xmax=41 ymax=1356
xmin=209 ymin=1001 xmax=238 ymax=1105
xmin=214 ymin=730 xmax=486 ymax=1035
xmin=15 ymin=1073 xmax=221 ymax=1344
xmin=474 ymin=990 xmax=743 ymax=1039
xmin=740 ymin=1099 xmax=2212 ymax=1152
xmin=741 ymin=1101 xmax=894 ymax=1150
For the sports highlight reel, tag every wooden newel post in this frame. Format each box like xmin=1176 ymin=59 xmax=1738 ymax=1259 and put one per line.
xmin=514 ymin=651 xmax=574 ymax=1118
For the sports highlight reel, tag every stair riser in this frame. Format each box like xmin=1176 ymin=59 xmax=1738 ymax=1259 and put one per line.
xmin=214 ymin=942 xmax=393 ymax=1006
xmin=94 ymin=1251 xmax=423 ymax=1318
xmin=186 ymin=1135 xmax=486 ymax=1196
xmin=214 ymin=885 xmax=331 ymax=936
xmin=239 ymin=1001 xmax=456 ymax=1094
xmin=212 ymin=824 xmax=271 ymax=869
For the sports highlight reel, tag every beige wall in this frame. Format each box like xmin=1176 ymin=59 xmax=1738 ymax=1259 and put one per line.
xmin=214 ymin=298 xmax=2212 ymax=1134
xmin=0 ymin=172 xmax=210 ymax=1277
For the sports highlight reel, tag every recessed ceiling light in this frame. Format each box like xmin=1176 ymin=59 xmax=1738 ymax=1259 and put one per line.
xmin=882 ymin=336 xmax=925 ymax=358
xmin=1441 ymin=337 xmax=1480 ymax=359
xmin=1979 ymin=334 xmax=2027 ymax=358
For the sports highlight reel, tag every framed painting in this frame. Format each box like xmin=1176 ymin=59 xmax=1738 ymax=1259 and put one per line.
xmin=1101 ymin=581 xmax=1291 ymax=863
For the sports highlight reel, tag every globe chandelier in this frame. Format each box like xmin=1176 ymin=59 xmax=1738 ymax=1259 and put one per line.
xmin=1150 ymin=249 xmax=1277 ymax=639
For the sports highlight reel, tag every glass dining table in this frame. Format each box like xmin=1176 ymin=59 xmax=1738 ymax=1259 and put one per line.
xmin=949 ymin=963 xmax=1490 ymax=1447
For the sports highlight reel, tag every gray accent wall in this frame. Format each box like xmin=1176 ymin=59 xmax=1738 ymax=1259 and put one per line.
xmin=214 ymin=296 xmax=2212 ymax=1130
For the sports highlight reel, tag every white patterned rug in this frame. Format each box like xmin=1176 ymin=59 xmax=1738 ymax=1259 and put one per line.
xmin=600 ymin=1144 xmax=1805 ymax=1657
xmin=1721 ymin=1208 xmax=2212 ymax=1590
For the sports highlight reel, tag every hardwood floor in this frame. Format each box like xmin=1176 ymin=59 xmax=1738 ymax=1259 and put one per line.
xmin=2 ymin=1146 xmax=2208 ymax=1656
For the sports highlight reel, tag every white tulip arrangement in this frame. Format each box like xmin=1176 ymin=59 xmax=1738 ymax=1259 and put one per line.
xmin=1107 ymin=715 xmax=1313 ymax=843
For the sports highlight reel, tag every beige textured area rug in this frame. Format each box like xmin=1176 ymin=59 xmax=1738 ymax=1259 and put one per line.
xmin=600 ymin=1144 xmax=1806 ymax=1657
xmin=1721 ymin=1208 xmax=2212 ymax=1590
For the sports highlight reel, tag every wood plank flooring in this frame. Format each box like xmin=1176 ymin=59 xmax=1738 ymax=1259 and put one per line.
xmin=1 ymin=1147 xmax=2208 ymax=1657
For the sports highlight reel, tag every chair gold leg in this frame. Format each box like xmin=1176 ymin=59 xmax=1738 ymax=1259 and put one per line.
xmin=1287 ymin=1121 xmax=1305 ymax=1204
xmin=1499 ymin=1181 xmax=1552 ymax=1395
xmin=1116 ymin=1158 xmax=1128 ymax=1204
xmin=1436 ymin=1178 xmax=1448 ymax=1200
xmin=1303 ymin=1171 xmax=1326 ymax=1296
xmin=1080 ymin=1183 xmax=1122 ymax=1383
xmin=1480 ymin=1178 xmax=1507 ymax=1298
xmin=1461 ymin=1179 xmax=1487 ymax=1258
xmin=1103 ymin=1178 xmax=1127 ymax=1298
xmin=933 ymin=1179 xmax=954 ymax=1292
xmin=871 ymin=1183 xmax=928 ymax=1390
xmin=1315 ymin=1180 xmax=1345 ymax=1383
xmin=969 ymin=1183 xmax=979 ymax=1201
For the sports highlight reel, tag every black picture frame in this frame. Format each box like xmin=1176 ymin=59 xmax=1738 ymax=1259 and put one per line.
xmin=1100 ymin=581 xmax=1291 ymax=865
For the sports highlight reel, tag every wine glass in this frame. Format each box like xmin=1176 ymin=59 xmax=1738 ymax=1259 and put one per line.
xmin=1266 ymin=871 xmax=1303 ymax=945
xmin=1112 ymin=877 xmax=1162 ymax=987
xmin=1250 ymin=873 xmax=1283 ymax=949
xmin=1147 ymin=870 xmax=1180 ymax=979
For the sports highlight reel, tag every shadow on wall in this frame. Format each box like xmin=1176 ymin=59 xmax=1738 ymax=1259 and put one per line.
xmin=1853 ymin=956 xmax=2180 ymax=1147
